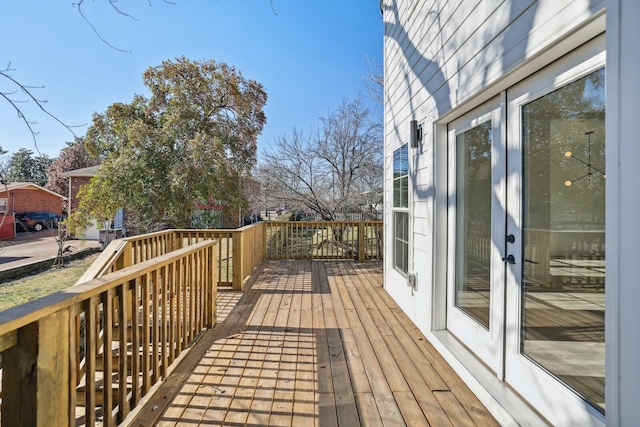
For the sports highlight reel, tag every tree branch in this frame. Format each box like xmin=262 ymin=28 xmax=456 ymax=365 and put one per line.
xmin=73 ymin=0 xmax=132 ymax=53
xmin=1 ymin=65 xmax=79 ymax=153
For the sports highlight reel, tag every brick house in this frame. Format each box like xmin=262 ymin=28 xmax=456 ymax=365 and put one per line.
xmin=61 ymin=165 xmax=100 ymax=216
xmin=61 ymin=166 xmax=101 ymax=240
xmin=0 ymin=182 xmax=65 ymax=239
xmin=0 ymin=182 xmax=65 ymax=216
xmin=65 ymin=165 xmax=262 ymax=230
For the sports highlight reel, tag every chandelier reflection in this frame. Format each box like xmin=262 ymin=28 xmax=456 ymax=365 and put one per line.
xmin=564 ymin=131 xmax=606 ymax=187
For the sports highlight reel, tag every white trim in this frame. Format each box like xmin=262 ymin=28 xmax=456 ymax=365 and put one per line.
xmin=429 ymin=330 xmax=548 ymax=427
xmin=432 ymin=122 xmax=449 ymax=332
xmin=604 ymin=1 xmax=620 ymax=425
xmin=605 ymin=1 xmax=640 ymax=425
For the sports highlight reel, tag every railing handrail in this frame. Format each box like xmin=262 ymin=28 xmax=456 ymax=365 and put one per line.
xmin=264 ymin=220 xmax=383 ymax=261
xmin=0 ymin=238 xmax=218 ymax=426
xmin=264 ymin=220 xmax=383 ymax=225
xmin=76 ymin=220 xmax=380 ymax=291
xmin=0 ymin=239 xmax=217 ymax=336
xmin=75 ymin=238 xmax=127 ymax=284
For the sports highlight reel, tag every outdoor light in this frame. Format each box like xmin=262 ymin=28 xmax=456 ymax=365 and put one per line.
xmin=410 ymin=120 xmax=422 ymax=149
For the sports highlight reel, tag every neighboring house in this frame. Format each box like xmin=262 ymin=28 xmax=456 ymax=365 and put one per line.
xmin=65 ymin=166 xmax=261 ymax=231
xmin=61 ymin=165 xmax=100 ymax=216
xmin=62 ymin=166 xmax=101 ymax=240
xmin=383 ymin=1 xmax=636 ymax=426
xmin=193 ymin=177 xmax=262 ymax=228
xmin=0 ymin=182 xmax=66 ymax=239
xmin=0 ymin=182 xmax=65 ymax=216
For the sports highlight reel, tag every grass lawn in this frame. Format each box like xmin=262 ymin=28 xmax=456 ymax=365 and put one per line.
xmin=0 ymin=253 xmax=100 ymax=312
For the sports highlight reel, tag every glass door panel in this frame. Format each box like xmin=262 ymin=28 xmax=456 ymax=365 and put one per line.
xmin=447 ymin=99 xmax=505 ymax=376
xmin=520 ymin=67 xmax=605 ymax=413
xmin=455 ymin=122 xmax=492 ymax=329
xmin=504 ymin=36 xmax=606 ymax=425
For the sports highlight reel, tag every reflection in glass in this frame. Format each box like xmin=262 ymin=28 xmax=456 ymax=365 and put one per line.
xmin=393 ymin=144 xmax=409 ymax=208
xmin=455 ymin=122 xmax=492 ymax=329
xmin=521 ymin=68 xmax=605 ymax=412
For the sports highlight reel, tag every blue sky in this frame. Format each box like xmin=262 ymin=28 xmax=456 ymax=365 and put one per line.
xmin=1 ymin=1 xmax=383 ymax=160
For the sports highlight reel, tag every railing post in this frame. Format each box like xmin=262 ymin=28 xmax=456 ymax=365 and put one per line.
xmin=116 ymin=243 xmax=132 ymax=270
xmin=206 ymin=244 xmax=218 ymax=328
xmin=2 ymin=310 xmax=71 ymax=426
xmin=358 ymin=222 xmax=366 ymax=262
xmin=261 ymin=221 xmax=267 ymax=261
xmin=232 ymin=231 xmax=244 ymax=290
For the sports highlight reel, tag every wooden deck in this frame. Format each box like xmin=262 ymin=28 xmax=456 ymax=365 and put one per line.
xmin=132 ymin=260 xmax=498 ymax=426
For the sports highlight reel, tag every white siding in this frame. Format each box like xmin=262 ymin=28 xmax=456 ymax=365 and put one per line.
xmin=383 ymin=0 xmax=605 ymax=332
xmin=383 ymin=0 xmax=617 ymax=423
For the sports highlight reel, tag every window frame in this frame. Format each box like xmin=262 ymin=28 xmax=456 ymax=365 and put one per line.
xmin=392 ymin=143 xmax=410 ymax=274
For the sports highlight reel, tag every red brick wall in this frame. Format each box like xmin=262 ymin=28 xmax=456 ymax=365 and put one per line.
xmin=0 ymin=215 xmax=16 ymax=239
xmin=0 ymin=189 xmax=64 ymax=215
xmin=69 ymin=176 xmax=92 ymax=212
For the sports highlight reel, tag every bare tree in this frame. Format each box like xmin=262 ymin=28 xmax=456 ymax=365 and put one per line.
xmin=261 ymin=97 xmax=382 ymax=222
xmin=363 ymin=55 xmax=384 ymax=106
xmin=0 ymin=63 xmax=78 ymax=151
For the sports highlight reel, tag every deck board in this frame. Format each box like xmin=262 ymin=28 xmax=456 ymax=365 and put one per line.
xmin=133 ymin=260 xmax=498 ymax=426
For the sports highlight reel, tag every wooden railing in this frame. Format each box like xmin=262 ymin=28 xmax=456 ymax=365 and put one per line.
xmin=76 ymin=230 xmax=178 ymax=284
xmin=77 ymin=223 xmax=268 ymax=291
xmin=77 ymin=221 xmax=383 ymax=290
xmin=265 ymin=220 xmax=383 ymax=260
xmin=0 ymin=239 xmax=218 ymax=426
xmin=174 ymin=223 xmax=267 ymax=290
xmin=0 ymin=220 xmax=382 ymax=425
xmin=77 ymin=220 xmax=382 ymax=291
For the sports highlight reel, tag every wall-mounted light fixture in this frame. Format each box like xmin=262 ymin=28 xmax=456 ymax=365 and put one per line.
xmin=410 ymin=120 xmax=422 ymax=149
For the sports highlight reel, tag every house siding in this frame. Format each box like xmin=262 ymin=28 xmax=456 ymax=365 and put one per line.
xmin=383 ymin=0 xmax=606 ymax=336
xmin=383 ymin=0 xmax=612 ymax=425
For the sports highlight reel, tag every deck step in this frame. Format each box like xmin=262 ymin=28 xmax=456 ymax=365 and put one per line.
xmin=75 ymin=372 xmax=132 ymax=407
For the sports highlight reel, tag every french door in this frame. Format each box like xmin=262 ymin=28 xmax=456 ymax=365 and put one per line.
xmin=446 ymin=98 xmax=506 ymax=377
xmin=446 ymin=36 xmax=605 ymax=425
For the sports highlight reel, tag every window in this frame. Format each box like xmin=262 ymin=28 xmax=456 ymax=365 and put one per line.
xmin=393 ymin=144 xmax=409 ymax=273
xmin=0 ymin=198 xmax=6 ymax=213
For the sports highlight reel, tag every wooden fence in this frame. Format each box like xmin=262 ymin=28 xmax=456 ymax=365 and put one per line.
xmin=0 ymin=239 xmax=218 ymax=426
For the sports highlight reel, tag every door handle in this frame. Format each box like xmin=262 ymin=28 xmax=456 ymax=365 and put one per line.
xmin=502 ymin=254 xmax=516 ymax=264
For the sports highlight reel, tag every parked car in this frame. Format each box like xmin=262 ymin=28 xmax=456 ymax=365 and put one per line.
xmin=15 ymin=212 xmax=62 ymax=232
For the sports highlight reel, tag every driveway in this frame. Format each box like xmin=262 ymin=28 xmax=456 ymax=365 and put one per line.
xmin=0 ymin=230 xmax=102 ymax=272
